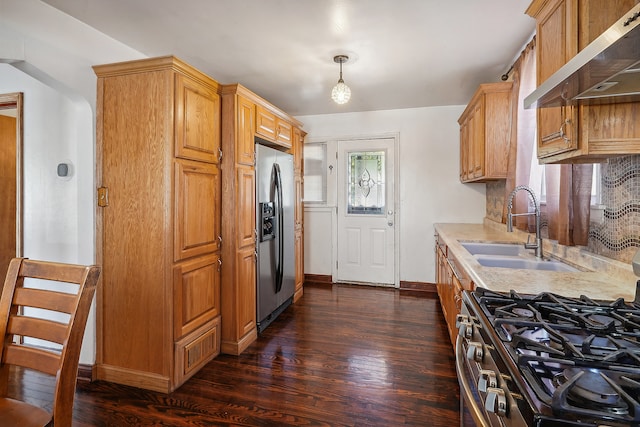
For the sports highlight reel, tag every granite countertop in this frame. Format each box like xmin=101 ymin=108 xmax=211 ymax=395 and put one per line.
xmin=434 ymin=221 xmax=638 ymax=301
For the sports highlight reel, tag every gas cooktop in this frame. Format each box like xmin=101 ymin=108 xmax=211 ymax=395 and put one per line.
xmin=472 ymin=287 xmax=640 ymax=426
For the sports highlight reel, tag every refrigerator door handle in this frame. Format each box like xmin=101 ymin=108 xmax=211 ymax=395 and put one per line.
xmin=273 ymin=163 xmax=284 ymax=293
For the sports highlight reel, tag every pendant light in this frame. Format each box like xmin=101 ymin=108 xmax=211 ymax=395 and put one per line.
xmin=331 ymin=55 xmax=351 ymax=104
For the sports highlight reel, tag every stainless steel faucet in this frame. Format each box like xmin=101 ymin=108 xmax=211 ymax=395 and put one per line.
xmin=506 ymin=185 xmax=543 ymax=259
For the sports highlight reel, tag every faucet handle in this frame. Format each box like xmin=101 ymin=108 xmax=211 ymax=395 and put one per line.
xmin=524 ymin=234 xmax=537 ymax=248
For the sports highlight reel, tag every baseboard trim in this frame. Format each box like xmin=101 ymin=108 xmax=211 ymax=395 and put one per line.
xmin=304 ymin=274 xmax=332 ymax=285
xmin=77 ymin=363 xmax=94 ymax=382
xmin=399 ymin=281 xmax=437 ymax=296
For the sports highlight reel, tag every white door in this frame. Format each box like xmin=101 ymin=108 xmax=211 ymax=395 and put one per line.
xmin=336 ymin=138 xmax=395 ymax=285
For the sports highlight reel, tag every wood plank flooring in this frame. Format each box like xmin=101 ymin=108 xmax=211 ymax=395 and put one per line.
xmin=11 ymin=282 xmax=460 ymax=426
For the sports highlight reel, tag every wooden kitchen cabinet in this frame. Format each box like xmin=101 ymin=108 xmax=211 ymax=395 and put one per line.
xmin=458 ymin=82 xmax=512 ymax=182
xmin=221 ymin=84 xmax=304 ymax=354
xmin=435 ymin=233 xmax=473 ymax=348
xmin=255 ymin=103 xmax=293 ymax=149
xmin=292 ymin=127 xmax=305 ymax=301
xmin=527 ymin=0 xmax=640 ymax=163
xmin=94 ymin=56 xmax=221 ymax=393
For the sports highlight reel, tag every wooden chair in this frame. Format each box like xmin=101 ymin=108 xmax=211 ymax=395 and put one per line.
xmin=0 ymin=257 xmax=100 ymax=427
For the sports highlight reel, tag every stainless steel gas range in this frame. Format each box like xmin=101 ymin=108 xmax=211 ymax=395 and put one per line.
xmin=456 ymin=287 xmax=640 ymax=427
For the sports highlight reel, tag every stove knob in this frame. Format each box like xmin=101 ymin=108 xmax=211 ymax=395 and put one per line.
xmin=455 ymin=314 xmax=468 ymax=328
xmin=458 ymin=320 xmax=473 ymax=339
xmin=478 ymin=370 xmax=497 ymax=392
xmin=466 ymin=342 xmax=484 ymax=362
xmin=485 ymin=387 xmax=507 ymax=417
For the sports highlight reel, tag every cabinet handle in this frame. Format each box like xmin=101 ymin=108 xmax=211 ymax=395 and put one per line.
xmin=560 ymin=119 xmax=571 ymax=145
xmin=217 ymin=235 xmax=223 ymax=248
xmin=541 ymin=119 xmax=571 ymax=144
xmin=217 ymin=258 xmax=222 ymax=272
xmin=218 ymin=147 xmax=223 ymax=163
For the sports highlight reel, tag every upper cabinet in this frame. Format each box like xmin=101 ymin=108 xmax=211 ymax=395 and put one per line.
xmin=527 ymin=0 xmax=640 ymax=163
xmin=255 ymin=104 xmax=293 ymax=149
xmin=458 ymin=82 xmax=512 ymax=183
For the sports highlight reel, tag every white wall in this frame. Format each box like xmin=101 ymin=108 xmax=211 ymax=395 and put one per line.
xmin=0 ymin=0 xmax=144 ymax=364
xmin=297 ymin=106 xmax=487 ymax=284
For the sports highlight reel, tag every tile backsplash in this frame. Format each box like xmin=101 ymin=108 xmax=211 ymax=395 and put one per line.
xmin=589 ymin=155 xmax=640 ymax=263
xmin=486 ymin=181 xmax=506 ymax=223
xmin=484 ymin=155 xmax=640 ymax=264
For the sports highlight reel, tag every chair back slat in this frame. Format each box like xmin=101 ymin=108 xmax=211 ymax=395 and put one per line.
xmin=8 ymin=316 xmax=68 ymax=345
xmin=3 ymin=343 xmax=60 ymax=376
xmin=19 ymin=260 xmax=90 ymax=284
xmin=14 ymin=287 xmax=78 ymax=314
xmin=0 ymin=257 xmax=100 ymax=427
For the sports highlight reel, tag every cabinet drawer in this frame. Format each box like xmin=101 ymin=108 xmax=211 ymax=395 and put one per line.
xmin=174 ymin=317 xmax=220 ymax=387
xmin=173 ymin=254 xmax=220 ymax=339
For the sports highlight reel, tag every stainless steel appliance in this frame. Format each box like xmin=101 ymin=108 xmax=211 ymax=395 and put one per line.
xmin=255 ymin=142 xmax=295 ymax=333
xmin=457 ymin=286 xmax=640 ymax=427
xmin=525 ymin=3 xmax=640 ymax=108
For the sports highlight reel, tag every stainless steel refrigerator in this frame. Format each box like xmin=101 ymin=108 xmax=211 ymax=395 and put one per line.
xmin=256 ymin=143 xmax=295 ymax=333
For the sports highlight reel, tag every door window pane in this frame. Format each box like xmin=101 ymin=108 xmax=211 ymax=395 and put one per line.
xmin=347 ymin=151 xmax=385 ymax=215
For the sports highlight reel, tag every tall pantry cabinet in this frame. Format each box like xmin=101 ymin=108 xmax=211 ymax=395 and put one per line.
xmin=94 ymin=56 xmax=222 ymax=393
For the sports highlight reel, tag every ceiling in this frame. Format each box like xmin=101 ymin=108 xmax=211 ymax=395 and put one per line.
xmin=42 ymin=0 xmax=535 ymax=116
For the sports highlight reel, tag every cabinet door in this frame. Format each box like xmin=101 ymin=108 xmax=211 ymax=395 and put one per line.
xmin=292 ymin=127 xmax=303 ymax=175
xmin=535 ymin=0 xmax=578 ymax=158
xmin=451 ymin=274 xmax=463 ymax=346
xmin=236 ymin=245 xmax=257 ymax=338
xmin=237 ymin=166 xmax=256 ymax=248
xmin=459 ymin=120 xmax=469 ymax=182
xmin=174 ymin=159 xmax=221 ymax=261
xmin=275 ymin=119 xmax=293 ymax=149
xmin=174 ymin=74 xmax=220 ymax=164
xmin=294 ymin=231 xmax=303 ymax=294
xmin=173 ymin=254 xmax=220 ymax=339
xmin=236 ymin=96 xmax=255 ymax=166
xmin=294 ymin=175 xmax=303 ymax=232
xmin=255 ymin=105 xmax=276 ymax=141
xmin=469 ymin=102 xmax=485 ymax=179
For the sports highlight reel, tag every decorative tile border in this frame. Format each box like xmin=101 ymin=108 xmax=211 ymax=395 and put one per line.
xmin=589 ymin=155 xmax=640 ymax=263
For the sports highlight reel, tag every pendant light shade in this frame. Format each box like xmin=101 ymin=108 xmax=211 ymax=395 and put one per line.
xmin=331 ymin=55 xmax=351 ymax=104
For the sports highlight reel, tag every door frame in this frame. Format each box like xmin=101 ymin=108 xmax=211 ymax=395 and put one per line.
xmin=0 ymin=92 xmax=24 ymax=262
xmin=331 ymin=133 xmax=400 ymax=287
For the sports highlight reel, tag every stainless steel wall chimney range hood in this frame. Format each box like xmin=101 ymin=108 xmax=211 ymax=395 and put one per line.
xmin=524 ymin=3 xmax=640 ymax=109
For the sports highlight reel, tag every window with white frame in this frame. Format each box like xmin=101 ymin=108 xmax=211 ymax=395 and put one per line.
xmin=303 ymin=143 xmax=328 ymax=204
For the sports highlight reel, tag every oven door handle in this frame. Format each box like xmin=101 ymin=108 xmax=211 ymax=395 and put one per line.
xmin=456 ymin=336 xmax=490 ymax=427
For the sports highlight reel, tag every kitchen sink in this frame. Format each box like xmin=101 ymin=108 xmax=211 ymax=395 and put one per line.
xmin=460 ymin=242 xmax=522 ymax=256
xmin=474 ymin=255 xmax=580 ymax=272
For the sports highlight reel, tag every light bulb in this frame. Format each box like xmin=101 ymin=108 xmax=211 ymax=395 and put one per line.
xmin=331 ymin=80 xmax=351 ymax=104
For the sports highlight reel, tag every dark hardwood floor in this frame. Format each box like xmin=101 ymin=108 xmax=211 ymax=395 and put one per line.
xmin=11 ymin=283 xmax=460 ymax=426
